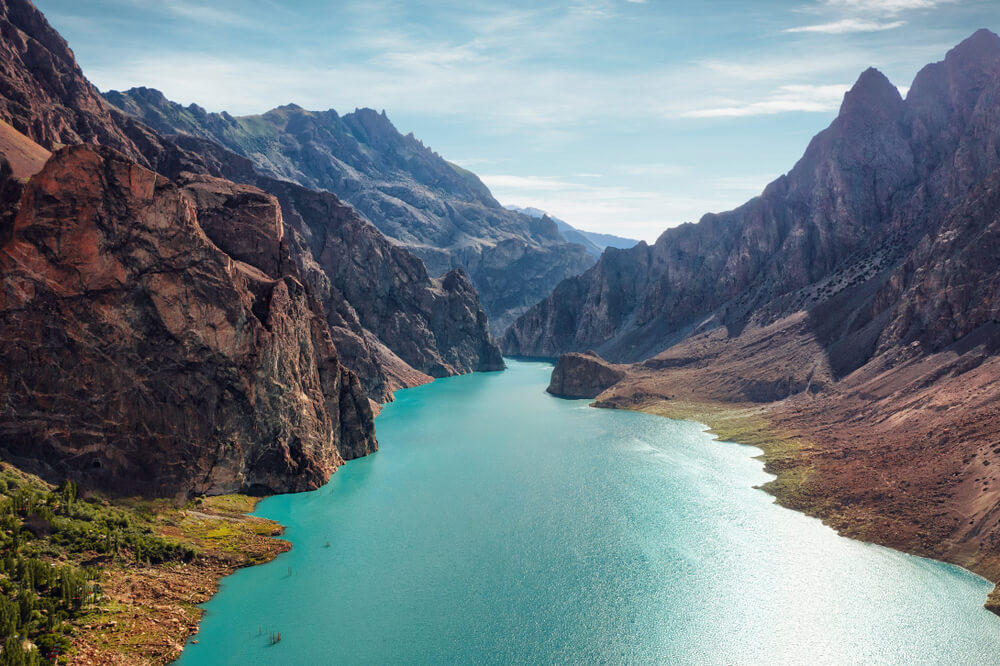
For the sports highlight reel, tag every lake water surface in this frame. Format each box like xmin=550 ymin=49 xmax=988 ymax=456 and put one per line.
xmin=177 ymin=359 xmax=1000 ymax=665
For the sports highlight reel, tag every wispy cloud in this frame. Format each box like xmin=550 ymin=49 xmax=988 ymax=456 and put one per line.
xmin=616 ymin=163 xmax=689 ymax=178
xmin=114 ymin=0 xmax=256 ymax=27
xmin=160 ymin=1 xmax=248 ymax=25
xmin=819 ymin=0 xmax=957 ymax=15
xmin=786 ymin=0 xmax=957 ymax=33
xmin=785 ymin=18 xmax=905 ymax=33
xmin=676 ymin=84 xmax=849 ymax=118
xmin=450 ymin=157 xmax=496 ymax=168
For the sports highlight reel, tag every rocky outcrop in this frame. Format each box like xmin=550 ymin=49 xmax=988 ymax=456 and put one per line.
xmin=506 ymin=30 xmax=1000 ymax=371
xmin=0 ymin=144 xmax=376 ymax=496
xmin=547 ymin=352 xmax=626 ymax=399
xmin=103 ymin=90 xmax=595 ymax=333
xmin=177 ymin=173 xmax=286 ymax=279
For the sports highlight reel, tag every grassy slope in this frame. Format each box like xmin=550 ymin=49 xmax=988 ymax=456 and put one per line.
xmin=0 ymin=462 xmax=289 ymax=665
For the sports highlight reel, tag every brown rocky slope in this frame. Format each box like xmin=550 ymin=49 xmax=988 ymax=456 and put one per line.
xmin=525 ymin=31 xmax=1000 ymax=610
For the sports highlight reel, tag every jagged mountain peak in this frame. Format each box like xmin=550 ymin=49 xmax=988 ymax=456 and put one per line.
xmin=908 ymin=28 xmax=1000 ymax=104
xmin=947 ymin=27 xmax=1000 ymax=64
xmin=839 ymin=67 xmax=903 ymax=119
xmin=112 ymin=86 xmax=168 ymax=104
xmin=505 ymin=31 xmax=1000 ymax=367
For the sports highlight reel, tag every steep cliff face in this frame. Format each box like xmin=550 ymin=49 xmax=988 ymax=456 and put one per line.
xmin=0 ymin=145 xmax=375 ymax=495
xmin=505 ymin=30 xmax=1000 ymax=367
xmin=160 ymin=143 xmax=504 ymax=402
xmin=245 ymin=175 xmax=505 ymax=381
xmin=103 ymin=89 xmax=595 ymax=333
xmin=0 ymin=0 xmax=503 ymax=408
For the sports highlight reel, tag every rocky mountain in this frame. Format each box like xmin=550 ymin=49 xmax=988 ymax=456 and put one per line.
xmin=103 ymin=89 xmax=595 ymax=333
xmin=1 ymin=0 xmax=502 ymax=404
xmin=0 ymin=144 xmax=375 ymax=496
xmin=505 ymin=30 xmax=1000 ymax=367
xmin=505 ymin=205 xmax=638 ymax=258
xmin=508 ymin=29 xmax=1000 ymax=603
xmin=155 ymin=136 xmax=505 ymax=403
xmin=0 ymin=0 xmax=502 ymax=494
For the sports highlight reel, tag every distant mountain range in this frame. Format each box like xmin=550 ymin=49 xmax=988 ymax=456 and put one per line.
xmin=102 ymin=89 xmax=595 ymax=333
xmin=503 ymin=205 xmax=638 ymax=258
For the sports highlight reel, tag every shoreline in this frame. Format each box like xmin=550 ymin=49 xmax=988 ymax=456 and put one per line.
xmin=594 ymin=396 xmax=1000 ymax=618
xmin=110 ymin=367 xmax=999 ymax=664
xmin=72 ymin=494 xmax=290 ymax=665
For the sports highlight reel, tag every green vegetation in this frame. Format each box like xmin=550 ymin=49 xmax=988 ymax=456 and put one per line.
xmin=0 ymin=465 xmax=197 ymax=665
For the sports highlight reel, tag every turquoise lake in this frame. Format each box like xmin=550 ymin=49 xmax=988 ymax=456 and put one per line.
xmin=177 ymin=360 xmax=1000 ymax=665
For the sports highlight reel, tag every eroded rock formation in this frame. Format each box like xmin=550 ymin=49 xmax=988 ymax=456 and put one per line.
xmin=0 ymin=145 xmax=375 ymax=495
xmin=547 ymin=352 xmax=626 ymax=399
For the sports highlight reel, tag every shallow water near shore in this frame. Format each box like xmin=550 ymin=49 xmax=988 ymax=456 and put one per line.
xmin=177 ymin=359 xmax=1000 ymax=665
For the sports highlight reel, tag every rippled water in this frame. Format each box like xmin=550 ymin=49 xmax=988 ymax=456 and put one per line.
xmin=177 ymin=360 xmax=1000 ymax=665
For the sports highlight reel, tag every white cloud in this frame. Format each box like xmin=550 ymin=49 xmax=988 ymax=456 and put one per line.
xmin=819 ymin=0 xmax=957 ymax=15
xmin=616 ymin=163 xmax=689 ymax=178
xmin=676 ymin=84 xmax=849 ymax=118
xmin=480 ymin=175 xmax=584 ymax=191
xmin=786 ymin=0 xmax=957 ymax=34
xmin=450 ymin=157 xmax=496 ymax=168
xmin=785 ymin=18 xmax=905 ymax=33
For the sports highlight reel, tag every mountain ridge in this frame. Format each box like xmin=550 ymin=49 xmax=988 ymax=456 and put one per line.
xmin=102 ymin=88 xmax=596 ymax=333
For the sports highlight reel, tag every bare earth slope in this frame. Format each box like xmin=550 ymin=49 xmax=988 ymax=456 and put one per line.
xmin=528 ymin=31 xmax=1000 ymax=611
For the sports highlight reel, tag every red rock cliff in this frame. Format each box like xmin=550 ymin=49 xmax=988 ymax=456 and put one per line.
xmin=0 ymin=145 xmax=375 ymax=496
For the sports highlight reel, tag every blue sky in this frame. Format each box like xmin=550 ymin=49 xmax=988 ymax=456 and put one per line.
xmin=35 ymin=0 xmax=997 ymax=241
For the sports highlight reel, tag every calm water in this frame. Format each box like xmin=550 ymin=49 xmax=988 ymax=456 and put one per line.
xmin=177 ymin=360 xmax=1000 ymax=665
